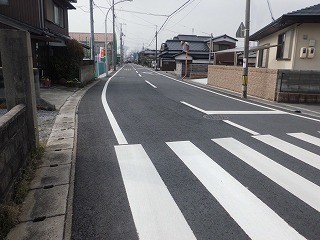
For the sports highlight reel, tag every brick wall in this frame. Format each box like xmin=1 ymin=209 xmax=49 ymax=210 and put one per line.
xmin=208 ymin=65 xmax=278 ymax=101
xmin=0 ymin=104 xmax=32 ymax=202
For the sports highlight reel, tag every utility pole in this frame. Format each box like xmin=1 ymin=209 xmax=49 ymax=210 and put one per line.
xmin=242 ymin=0 xmax=250 ymax=98
xmin=120 ymin=23 xmax=124 ymax=66
xmin=112 ymin=0 xmax=116 ymax=71
xmin=89 ymin=0 xmax=95 ymax=60
xmin=208 ymin=33 xmax=213 ymax=64
xmin=155 ymin=26 xmax=158 ymax=70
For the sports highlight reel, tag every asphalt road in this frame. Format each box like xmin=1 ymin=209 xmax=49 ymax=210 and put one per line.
xmin=72 ymin=64 xmax=320 ymax=240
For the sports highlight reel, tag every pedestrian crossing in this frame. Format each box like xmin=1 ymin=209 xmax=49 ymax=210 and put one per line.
xmin=114 ymin=131 xmax=320 ymax=240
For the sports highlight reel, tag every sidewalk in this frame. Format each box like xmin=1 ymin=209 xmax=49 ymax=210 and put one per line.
xmin=6 ymin=80 xmax=100 ymax=240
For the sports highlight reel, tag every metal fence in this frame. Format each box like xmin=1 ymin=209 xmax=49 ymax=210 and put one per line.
xmin=278 ymin=70 xmax=320 ymax=93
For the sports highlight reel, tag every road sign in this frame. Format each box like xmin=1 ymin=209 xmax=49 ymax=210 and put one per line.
xmin=236 ymin=22 xmax=245 ymax=38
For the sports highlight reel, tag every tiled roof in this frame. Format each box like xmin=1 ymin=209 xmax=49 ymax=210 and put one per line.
xmin=173 ymin=35 xmax=210 ymax=42
xmin=287 ymin=4 xmax=320 ymax=16
xmin=250 ymin=4 xmax=320 ymax=41
xmin=69 ymin=32 xmax=113 ymax=43
xmin=164 ymin=40 xmax=209 ymax=52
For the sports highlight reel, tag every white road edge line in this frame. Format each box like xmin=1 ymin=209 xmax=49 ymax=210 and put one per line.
xmin=150 ymin=70 xmax=320 ymax=123
xmin=115 ymin=144 xmax=196 ymax=240
xmin=101 ymin=66 xmax=128 ymax=145
xmin=168 ymin=141 xmax=305 ymax=240
xmin=138 ymin=73 xmax=142 ymax=77
xmin=223 ymin=120 xmax=260 ymax=135
xmin=145 ymin=80 xmax=157 ymax=88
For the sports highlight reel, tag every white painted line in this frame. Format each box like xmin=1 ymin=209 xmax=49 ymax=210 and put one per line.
xmin=213 ymin=137 xmax=320 ymax=214
xmin=101 ymin=66 xmax=128 ymax=145
xmin=151 ymin=70 xmax=320 ymax=123
xmin=223 ymin=120 xmax=260 ymax=135
xmin=167 ymin=141 xmax=305 ymax=240
xmin=145 ymin=80 xmax=157 ymax=88
xmin=151 ymin=70 xmax=278 ymax=111
xmin=206 ymin=110 xmax=285 ymax=115
xmin=288 ymin=133 xmax=320 ymax=147
xmin=115 ymin=144 xmax=196 ymax=240
xmin=180 ymin=101 xmax=207 ymax=114
xmin=138 ymin=73 xmax=142 ymax=77
xmin=253 ymin=135 xmax=320 ymax=171
xmin=135 ymin=70 xmax=138 ymax=74
xmin=181 ymin=102 xmax=285 ymax=115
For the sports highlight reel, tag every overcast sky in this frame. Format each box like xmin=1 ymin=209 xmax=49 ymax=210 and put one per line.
xmin=68 ymin=0 xmax=319 ymax=54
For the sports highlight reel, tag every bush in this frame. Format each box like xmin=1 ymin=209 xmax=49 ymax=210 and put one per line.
xmin=50 ymin=39 xmax=84 ymax=83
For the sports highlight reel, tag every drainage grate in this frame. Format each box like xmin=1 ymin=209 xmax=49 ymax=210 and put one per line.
xmin=203 ymin=115 xmax=229 ymax=121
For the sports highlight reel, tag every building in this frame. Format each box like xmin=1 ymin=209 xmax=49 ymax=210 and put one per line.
xmin=250 ymin=4 xmax=320 ymax=71
xmin=0 ymin=0 xmax=77 ymax=79
xmin=70 ymin=32 xmax=113 ymax=62
xmin=159 ymin=34 xmax=237 ymax=74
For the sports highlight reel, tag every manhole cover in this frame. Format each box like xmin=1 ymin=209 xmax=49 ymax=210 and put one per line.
xmin=203 ymin=115 xmax=229 ymax=121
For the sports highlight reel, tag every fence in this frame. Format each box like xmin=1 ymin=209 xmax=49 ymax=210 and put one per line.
xmin=278 ymin=70 xmax=320 ymax=93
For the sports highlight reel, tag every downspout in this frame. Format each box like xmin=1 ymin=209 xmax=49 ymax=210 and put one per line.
xmin=292 ymin=24 xmax=300 ymax=70
xmin=38 ymin=0 xmax=44 ymax=29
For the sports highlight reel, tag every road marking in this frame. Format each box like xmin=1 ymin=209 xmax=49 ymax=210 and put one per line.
xmin=223 ymin=120 xmax=260 ymax=135
xmin=181 ymin=101 xmax=207 ymax=113
xmin=150 ymin=70 xmax=320 ymax=123
xmin=115 ymin=144 xmax=196 ymax=240
xmin=167 ymin=141 xmax=305 ymax=240
xmin=253 ymin=135 xmax=320 ymax=171
xmin=145 ymin=80 xmax=157 ymax=88
xmin=213 ymin=137 xmax=320 ymax=213
xmin=138 ymin=73 xmax=142 ymax=77
xmin=206 ymin=110 xmax=285 ymax=115
xmin=180 ymin=101 xmax=285 ymax=115
xmin=287 ymin=133 xmax=320 ymax=147
xmin=101 ymin=66 xmax=128 ymax=145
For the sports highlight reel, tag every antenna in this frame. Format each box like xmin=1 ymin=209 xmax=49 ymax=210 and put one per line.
xmin=266 ymin=0 xmax=275 ymax=21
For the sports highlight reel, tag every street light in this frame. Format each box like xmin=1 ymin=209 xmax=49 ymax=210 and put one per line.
xmin=105 ymin=0 xmax=132 ymax=76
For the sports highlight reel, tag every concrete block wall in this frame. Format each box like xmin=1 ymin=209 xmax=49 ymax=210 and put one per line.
xmin=208 ymin=65 xmax=278 ymax=101
xmin=0 ymin=104 xmax=31 ymax=202
xmin=79 ymin=65 xmax=94 ymax=85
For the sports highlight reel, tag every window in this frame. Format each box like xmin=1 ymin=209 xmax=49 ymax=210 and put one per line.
xmin=53 ymin=3 xmax=64 ymax=27
xmin=276 ymin=30 xmax=293 ymax=60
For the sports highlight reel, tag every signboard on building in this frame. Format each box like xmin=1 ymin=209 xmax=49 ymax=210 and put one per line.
xmin=0 ymin=0 xmax=9 ymax=5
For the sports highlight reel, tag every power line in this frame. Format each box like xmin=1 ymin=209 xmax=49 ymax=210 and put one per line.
xmin=146 ymin=0 xmax=194 ymax=47
xmin=266 ymin=0 xmax=275 ymax=21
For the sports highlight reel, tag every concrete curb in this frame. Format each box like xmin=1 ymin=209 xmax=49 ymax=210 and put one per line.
xmin=6 ymin=79 xmax=101 ymax=240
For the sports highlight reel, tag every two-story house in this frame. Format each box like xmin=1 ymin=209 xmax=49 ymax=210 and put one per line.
xmin=159 ymin=34 xmax=237 ymax=73
xmin=0 ymin=0 xmax=76 ymax=79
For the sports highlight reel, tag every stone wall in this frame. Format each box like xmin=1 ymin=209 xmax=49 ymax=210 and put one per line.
xmin=0 ymin=104 xmax=31 ymax=202
xmin=208 ymin=65 xmax=278 ymax=101
xmin=80 ymin=60 xmax=94 ymax=85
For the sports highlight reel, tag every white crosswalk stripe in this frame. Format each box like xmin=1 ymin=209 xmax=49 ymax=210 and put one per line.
xmin=115 ymin=144 xmax=196 ymax=240
xmin=212 ymin=137 xmax=320 ymax=213
xmin=167 ymin=141 xmax=305 ymax=240
xmin=253 ymin=134 xmax=320 ymax=170
xmin=115 ymin=132 xmax=320 ymax=240
xmin=288 ymin=132 xmax=320 ymax=147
